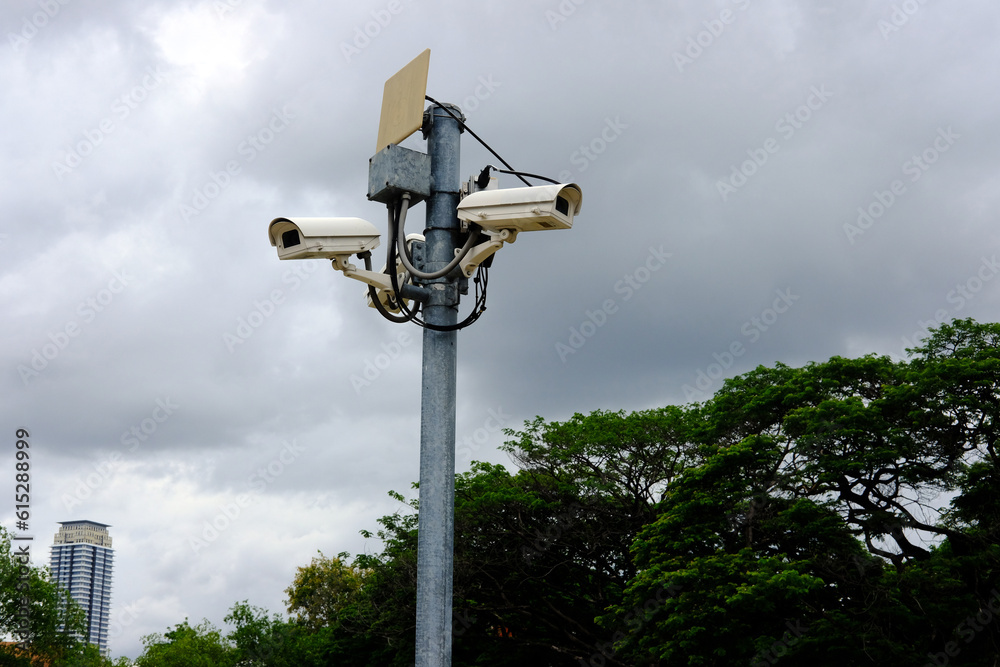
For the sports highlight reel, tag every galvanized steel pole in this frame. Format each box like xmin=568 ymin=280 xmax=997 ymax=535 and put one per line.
xmin=414 ymin=102 xmax=464 ymax=667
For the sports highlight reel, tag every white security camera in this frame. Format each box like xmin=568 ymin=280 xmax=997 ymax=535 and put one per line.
xmin=268 ymin=217 xmax=381 ymax=260
xmin=267 ymin=218 xmax=413 ymax=303
xmin=456 ymin=183 xmax=582 ymax=233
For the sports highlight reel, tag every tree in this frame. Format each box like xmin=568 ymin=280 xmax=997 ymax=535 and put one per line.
xmin=336 ymin=407 xmax=704 ymax=665
xmin=454 ymin=407 xmax=701 ymax=664
xmin=603 ymin=319 xmax=1000 ymax=665
xmin=284 ymin=553 xmax=366 ymax=631
xmin=225 ymin=602 xmax=290 ymax=666
xmin=128 ymin=318 xmax=1000 ymax=665
xmin=0 ymin=526 xmax=98 ymax=666
xmin=282 ymin=545 xmax=401 ymax=664
xmin=134 ymin=620 xmax=236 ymax=667
xmin=225 ymin=601 xmax=339 ymax=667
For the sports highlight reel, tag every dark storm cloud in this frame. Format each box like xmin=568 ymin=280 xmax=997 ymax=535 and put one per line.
xmin=2 ymin=0 xmax=1000 ymax=658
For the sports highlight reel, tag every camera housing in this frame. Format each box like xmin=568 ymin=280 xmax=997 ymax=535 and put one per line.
xmin=268 ymin=217 xmax=381 ymax=260
xmin=456 ymin=183 xmax=582 ymax=232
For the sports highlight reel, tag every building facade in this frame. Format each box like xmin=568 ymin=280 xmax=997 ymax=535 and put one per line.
xmin=49 ymin=520 xmax=114 ymax=655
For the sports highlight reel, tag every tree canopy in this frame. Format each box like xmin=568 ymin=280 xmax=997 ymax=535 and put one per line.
xmin=0 ymin=527 xmax=118 ymax=667
xmin=128 ymin=318 xmax=1000 ymax=666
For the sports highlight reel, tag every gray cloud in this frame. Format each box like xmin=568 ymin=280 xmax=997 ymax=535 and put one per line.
xmin=2 ymin=0 xmax=1000 ymax=658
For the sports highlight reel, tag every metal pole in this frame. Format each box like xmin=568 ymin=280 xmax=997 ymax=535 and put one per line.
xmin=415 ymin=102 xmax=463 ymax=667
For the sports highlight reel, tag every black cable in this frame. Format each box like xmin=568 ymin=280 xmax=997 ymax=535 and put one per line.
xmin=363 ymin=251 xmax=413 ymax=324
xmin=425 ymin=95 xmax=532 ymax=187
xmin=395 ymin=194 xmax=477 ymax=280
xmin=481 ymin=165 xmax=561 ymax=185
xmin=387 ymin=201 xmax=422 ymax=323
xmin=361 ymin=96 xmax=516 ymax=328
xmin=385 ymin=198 xmax=488 ymax=332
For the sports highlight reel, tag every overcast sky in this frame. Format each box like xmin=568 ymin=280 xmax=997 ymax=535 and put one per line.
xmin=2 ymin=0 xmax=1000 ymax=659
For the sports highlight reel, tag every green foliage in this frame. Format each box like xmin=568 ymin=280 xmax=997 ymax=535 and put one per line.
xmin=225 ymin=602 xmax=293 ymax=666
xmin=55 ymin=644 xmax=127 ymax=667
xmin=603 ymin=319 xmax=1000 ymax=665
xmin=283 ymin=553 xmax=366 ymax=631
xmin=347 ymin=408 xmax=707 ymax=664
xmin=0 ymin=527 xmax=98 ymax=666
xmin=224 ymin=601 xmax=357 ymax=667
xmin=134 ymin=620 xmax=235 ymax=667
xmin=129 ymin=318 xmax=1000 ymax=666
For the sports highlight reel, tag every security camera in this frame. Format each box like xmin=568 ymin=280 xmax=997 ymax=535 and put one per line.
xmin=266 ymin=219 xmax=420 ymax=306
xmin=268 ymin=217 xmax=380 ymax=260
xmin=456 ymin=183 xmax=582 ymax=233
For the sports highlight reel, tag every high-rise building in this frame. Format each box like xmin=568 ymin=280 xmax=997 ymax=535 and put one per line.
xmin=49 ymin=520 xmax=114 ymax=655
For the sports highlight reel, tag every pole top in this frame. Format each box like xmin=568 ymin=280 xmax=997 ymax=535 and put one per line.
xmin=421 ymin=101 xmax=465 ymax=139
